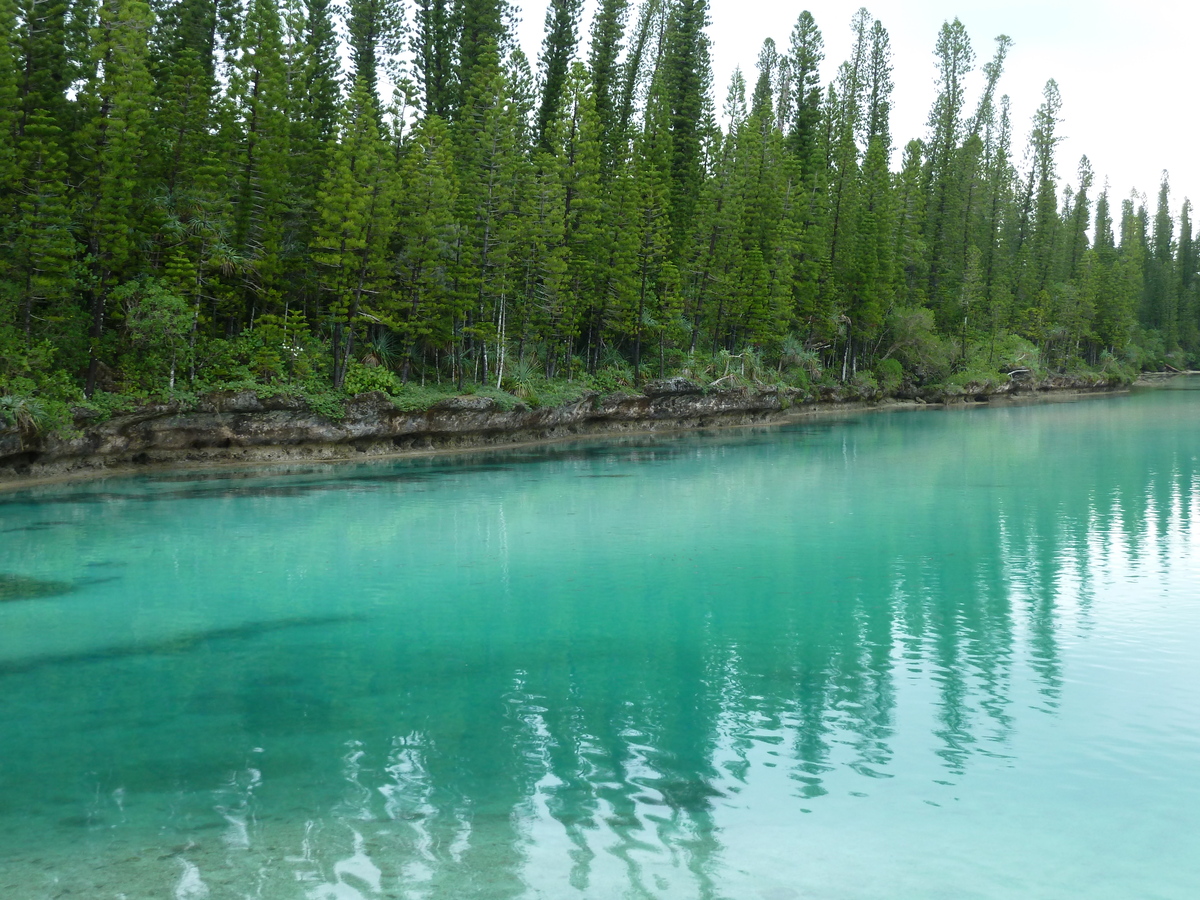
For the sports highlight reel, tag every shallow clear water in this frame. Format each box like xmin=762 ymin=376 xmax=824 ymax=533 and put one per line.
xmin=3 ymin=385 xmax=1200 ymax=899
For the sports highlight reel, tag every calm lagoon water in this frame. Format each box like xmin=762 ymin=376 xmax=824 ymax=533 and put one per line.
xmin=2 ymin=384 xmax=1200 ymax=899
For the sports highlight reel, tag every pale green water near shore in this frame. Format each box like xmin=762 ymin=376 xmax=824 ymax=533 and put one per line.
xmin=2 ymin=385 xmax=1200 ymax=899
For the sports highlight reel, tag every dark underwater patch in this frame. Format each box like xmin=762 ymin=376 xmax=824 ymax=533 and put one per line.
xmin=652 ymin=777 xmax=726 ymax=812
xmin=0 ymin=573 xmax=75 ymax=603
xmin=1 ymin=520 xmax=74 ymax=532
xmin=0 ymin=613 xmax=367 ymax=677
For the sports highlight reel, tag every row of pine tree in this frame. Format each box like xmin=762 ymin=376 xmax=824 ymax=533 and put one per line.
xmin=1 ymin=0 xmax=1195 ymax=407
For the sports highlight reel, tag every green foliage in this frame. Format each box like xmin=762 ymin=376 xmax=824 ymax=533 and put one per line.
xmin=300 ymin=388 xmax=348 ymax=421
xmin=0 ymin=326 xmax=84 ymax=436
xmin=1094 ymin=350 xmax=1138 ymax=383
xmin=0 ymin=394 xmax=49 ymax=434
xmin=0 ymin=334 xmax=57 ymax=393
xmin=518 ymin=376 xmax=593 ymax=408
xmin=591 ymin=362 xmax=635 ymax=395
xmin=535 ymin=0 xmax=584 ymax=150
xmin=361 ymin=332 xmax=402 ymax=371
xmin=376 ymin=381 xmax=520 ymax=412
xmin=989 ymin=333 xmax=1044 ymax=379
xmin=235 ymin=330 xmax=288 ymax=383
xmin=250 ymin=315 xmax=322 ymax=383
xmin=113 ymin=279 xmax=193 ymax=390
xmin=469 ymin=385 xmax=521 ymax=410
xmin=780 ymin=366 xmax=812 ymax=390
xmin=0 ymin=0 xmax=1190 ymax=441
xmin=882 ymin=306 xmax=952 ymax=383
xmin=501 ymin=355 xmax=538 ymax=398
xmin=343 ymin=362 xmax=403 ymax=395
xmin=77 ymin=390 xmax=155 ymax=420
xmin=1125 ymin=328 xmax=1167 ymax=373
xmin=384 ymin=383 xmax=456 ymax=411
xmin=777 ymin=336 xmax=822 ymax=383
xmin=873 ymin=357 xmax=903 ymax=394
xmin=498 ymin=352 xmax=598 ymax=407
xmin=118 ymin=281 xmax=191 ymax=346
xmin=850 ymin=370 xmax=879 ymax=398
xmin=312 ymin=75 xmax=395 ymax=389
xmin=945 ymin=363 xmax=1003 ymax=390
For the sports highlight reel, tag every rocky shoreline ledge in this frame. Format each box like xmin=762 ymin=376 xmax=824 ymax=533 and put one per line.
xmin=0 ymin=374 xmax=1128 ymax=485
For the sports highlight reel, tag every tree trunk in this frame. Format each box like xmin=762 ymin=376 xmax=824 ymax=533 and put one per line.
xmin=84 ymin=274 xmax=109 ymax=398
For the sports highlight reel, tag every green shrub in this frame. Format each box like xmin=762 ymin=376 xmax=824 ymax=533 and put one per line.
xmin=782 ymin=365 xmax=812 ymax=390
xmin=112 ymin=279 xmax=193 ymax=390
xmin=313 ymin=394 xmax=349 ymax=420
xmin=592 ymin=361 xmax=634 ymax=394
xmin=662 ymin=348 xmax=687 ymax=373
xmin=946 ymin=366 xmax=1001 ymax=389
xmin=779 ymin=337 xmax=822 ymax=385
xmin=989 ymin=333 xmax=1043 ymax=378
xmin=523 ymin=378 xmax=591 ymax=409
xmin=873 ymin=358 xmax=904 ymax=394
xmin=343 ymin=363 xmax=402 ymax=396
xmin=886 ymin=306 xmax=953 ymax=383
xmin=470 ymin=386 xmax=520 ymax=410
xmin=1096 ymin=350 xmax=1137 ymax=382
xmin=387 ymin=383 xmax=463 ymax=411
xmin=0 ymin=394 xmax=48 ymax=433
xmin=500 ymin=355 xmax=538 ymax=399
xmin=850 ymin=371 xmax=880 ymax=398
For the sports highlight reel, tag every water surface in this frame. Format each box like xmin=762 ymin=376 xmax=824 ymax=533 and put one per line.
xmin=2 ymin=385 xmax=1199 ymax=898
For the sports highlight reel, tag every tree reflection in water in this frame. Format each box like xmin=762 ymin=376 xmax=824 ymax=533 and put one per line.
xmin=1 ymin=388 xmax=1199 ymax=898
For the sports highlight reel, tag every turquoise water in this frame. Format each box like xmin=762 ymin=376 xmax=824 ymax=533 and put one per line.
xmin=3 ymin=386 xmax=1200 ymax=899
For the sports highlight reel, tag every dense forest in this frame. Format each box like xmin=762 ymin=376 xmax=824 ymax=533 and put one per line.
xmin=1 ymin=0 xmax=1195 ymax=428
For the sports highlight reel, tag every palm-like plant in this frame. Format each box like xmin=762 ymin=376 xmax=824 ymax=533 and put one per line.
xmin=361 ymin=331 xmax=401 ymax=370
xmin=0 ymin=395 xmax=49 ymax=438
xmin=779 ymin=336 xmax=821 ymax=379
xmin=503 ymin=355 xmax=538 ymax=399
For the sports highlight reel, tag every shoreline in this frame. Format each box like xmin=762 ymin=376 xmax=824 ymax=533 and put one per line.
xmin=0 ymin=377 xmax=1131 ymax=492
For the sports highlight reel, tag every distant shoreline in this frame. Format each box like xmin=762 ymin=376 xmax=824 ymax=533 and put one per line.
xmin=0 ymin=376 xmax=1134 ymax=492
xmin=0 ymin=376 xmax=1132 ymax=496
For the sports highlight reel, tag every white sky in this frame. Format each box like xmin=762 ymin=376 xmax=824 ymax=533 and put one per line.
xmin=514 ymin=0 xmax=1199 ymax=218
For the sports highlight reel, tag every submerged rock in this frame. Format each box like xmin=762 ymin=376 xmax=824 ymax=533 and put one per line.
xmin=0 ymin=573 xmax=75 ymax=602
